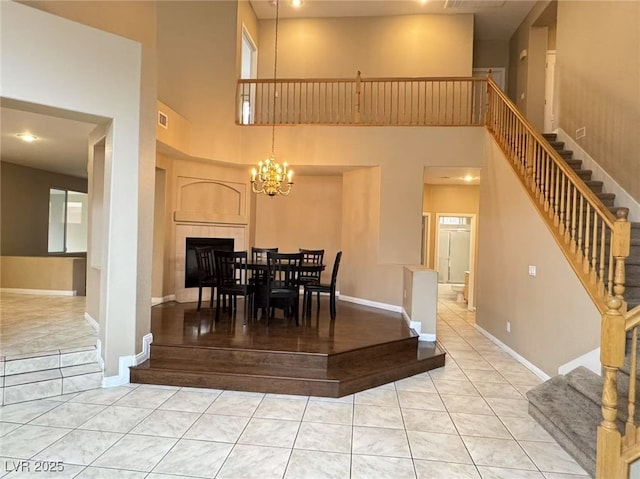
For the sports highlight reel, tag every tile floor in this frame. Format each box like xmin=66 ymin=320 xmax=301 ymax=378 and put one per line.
xmin=0 ymin=293 xmax=96 ymax=357
xmin=0 ymin=288 xmax=589 ymax=478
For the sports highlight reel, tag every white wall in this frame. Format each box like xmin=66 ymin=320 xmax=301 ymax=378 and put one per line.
xmin=1 ymin=2 xmax=145 ymax=377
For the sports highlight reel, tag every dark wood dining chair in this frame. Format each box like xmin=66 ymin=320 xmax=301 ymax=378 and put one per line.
xmin=194 ymin=246 xmax=216 ymax=311
xmin=298 ymin=248 xmax=324 ymax=286
xmin=250 ymin=247 xmax=278 ymax=283
xmin=266 ymin=252 xmax=303 ymax=325
xmin=304 ymin=251 xmax=342 ymax=320
xmin=213 ymin=250 xmax=255 ymax=323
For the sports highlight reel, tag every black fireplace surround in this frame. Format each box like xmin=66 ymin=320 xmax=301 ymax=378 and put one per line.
xmin=185 ymin=237 xmax=234 ymax=288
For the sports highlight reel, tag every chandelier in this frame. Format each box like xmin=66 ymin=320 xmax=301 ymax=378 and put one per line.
xmin=250 ymin=0 xmax=294 ymax=197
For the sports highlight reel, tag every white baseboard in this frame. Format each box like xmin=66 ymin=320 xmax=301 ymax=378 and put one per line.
xmin=102 ymin=333 xmax=153 ymax=388
xmin=558 ymin=347 xmax=601 ymax=376
xmin=402 ymin=308 xmax=436 ymax=342
xmin=475 ymin=324 xmax=550 ymax=381
xmin=84 ymin=312 xmax=99 ymax=332
xmin=556 ymin=128 xmax=640 ymax=222
xmin=0 ymin=288 xmax=76 ymax=296
xmin=339 ymin=295 xmax=402 ymax=313
xmin=151 ymin=295 xmax=176 ymax=306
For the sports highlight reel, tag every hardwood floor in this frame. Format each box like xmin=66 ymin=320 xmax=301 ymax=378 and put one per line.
xmin=131 ymin=298 xmax=445 ymax=397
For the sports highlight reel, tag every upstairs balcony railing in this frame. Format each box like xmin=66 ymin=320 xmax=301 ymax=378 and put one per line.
xmin=236 ymin=71 xmax=487 ymax=126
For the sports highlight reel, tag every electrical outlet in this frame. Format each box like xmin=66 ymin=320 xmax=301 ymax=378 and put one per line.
xmin=507 ymin=321 xmax=511 ymax=333
xmin=528 ymin=265 xmax=537 ymax=276
xmin=576 ymin=126 xmax=586 ymax=139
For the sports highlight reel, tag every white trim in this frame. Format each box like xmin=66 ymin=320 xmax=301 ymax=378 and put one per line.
xmin=0 ymin=288 xmax=76 ymax=296
xmin=84 ymin=312 xmax=99 ymax=332
xmin=339 ymin=295 xmax=402 ymax=313
xmin=402 ymin=308 xmax=437 ymax=342
xmin=474 ymin=324 xmax=550 ymax=381
xmin=151 ymin=295 xmax=176 ymax=306
xmin=135 ymin=333 xmax=153 ymax=366
xmin=101 ymin=333 xmax=153 ymax=387
xmin=102 ymin=355 xmax=134 ymax=388
xmin=558 ymin=347 xmax=601 ymax=376
xmin=555 ymin=128 xmax=640 ymax=222
xmin=95 ymin=339 xmax=105 ymax=370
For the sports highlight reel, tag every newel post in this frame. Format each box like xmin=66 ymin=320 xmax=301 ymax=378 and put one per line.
xmin=597 ymin=294 xmax=626 ymax=478
xmin=596 ymin=208 xmax=630 ymax=478
xmin=613 ymin=208 xmax=631 ymax=309
xmin=354 ymin=70 xmax=362 ymax=124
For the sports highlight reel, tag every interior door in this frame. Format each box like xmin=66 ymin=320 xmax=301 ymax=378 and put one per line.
xmin=544 ymin=51 xmax=556 ymax=132
xmin=448 ymin=230 xmax=471 ymax=283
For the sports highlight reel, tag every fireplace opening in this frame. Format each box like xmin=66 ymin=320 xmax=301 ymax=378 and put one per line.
xmin=185 ymin=237 xmax=234 ymax=288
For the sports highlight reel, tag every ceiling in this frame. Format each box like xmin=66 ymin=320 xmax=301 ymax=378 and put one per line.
xmin=249 ymin=0 xmax=536 ymax=41
xmin=2 ymin=0 xmax=533 ymax=181
xmin=1 ymin=107 xmax=97 ymax=179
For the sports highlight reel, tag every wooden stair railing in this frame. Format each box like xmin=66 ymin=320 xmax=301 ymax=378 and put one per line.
xmin=485 ymin=77 xmax=633 ymax=479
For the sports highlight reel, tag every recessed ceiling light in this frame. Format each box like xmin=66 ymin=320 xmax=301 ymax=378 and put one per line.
xmin=291 ymin=0 xmax=302 ymax=7
xmin=17 ymin=133 xmax=38 ymax=143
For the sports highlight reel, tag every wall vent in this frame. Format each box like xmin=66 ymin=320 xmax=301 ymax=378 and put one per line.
xmin=158 ymin=111 xmax=168 ymax=129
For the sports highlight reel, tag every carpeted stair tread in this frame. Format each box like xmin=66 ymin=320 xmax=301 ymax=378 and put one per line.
xmin=542 ymin=133 xmax=557 ymax=141
xmin=565 ymin=366 xmax=639 ymax=424
xmin=557 ymin=150 xmax=574 ymax=159
xmin=563 ymin=157 xmax=581 ymax=166
xmin=584 ymin=180 xmax=604 ymax=193
xmin=548 ymin=140 xmax=565 ymax=149
xmin=527 ymin=375 xmax=599 ymax=477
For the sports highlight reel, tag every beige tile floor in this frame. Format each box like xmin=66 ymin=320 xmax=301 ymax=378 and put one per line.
xmin=0 ymin=293 xmax=96 ymax=357
xmin=0 ymin=287 xmax=588 ymax=478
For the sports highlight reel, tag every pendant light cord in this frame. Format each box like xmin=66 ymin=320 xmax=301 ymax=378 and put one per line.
xmin=271 ymin=0 xmax=279 ymax=156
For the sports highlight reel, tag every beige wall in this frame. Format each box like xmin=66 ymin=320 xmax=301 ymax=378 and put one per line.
xmin=341 ymin=167 xmax=402 ymax=305
xmin=1 ymin=256 xmax=86 ymax=295
xmin=254 ymin=175 xmax=342 ymax=284
xmin=0 ymin=162 xmax=87 ymax=256
xmin=556 ymin=0 xmax=640 ymax=202
xmin=473 ymin=40 xmax=509 ymax=70
xmin=156 ymin=1 xmax=241 ymax=162
xmin=476 ymin=136 xmax=600 ymax=375
xmin=258 ymin=14 xmax=474 ymax=78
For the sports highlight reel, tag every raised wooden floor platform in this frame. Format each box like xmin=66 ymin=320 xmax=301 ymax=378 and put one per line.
xmin=130 ymin=299 xmax=445 ymax=397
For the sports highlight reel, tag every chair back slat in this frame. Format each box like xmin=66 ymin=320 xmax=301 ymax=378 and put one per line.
xmin=194 ymin=246 xmax=216 ymax=283
xmin=267 ymin=252 xmax=303 ymax=289
xmin=299 ymin=248 xmax=324 ymax=283
xmin=214 ymin=250 xmax=249 ymax=286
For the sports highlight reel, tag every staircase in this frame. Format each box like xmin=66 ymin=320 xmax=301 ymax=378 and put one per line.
xmin=527 ymin=133 xmax=640 ymax=478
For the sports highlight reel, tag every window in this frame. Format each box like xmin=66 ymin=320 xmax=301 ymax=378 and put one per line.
xmin=48 ymin=188 xmax=88 ymax=253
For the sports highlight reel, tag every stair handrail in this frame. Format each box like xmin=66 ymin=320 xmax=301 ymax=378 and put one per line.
xmin=485 ymin=77 xmax=629 ymax=315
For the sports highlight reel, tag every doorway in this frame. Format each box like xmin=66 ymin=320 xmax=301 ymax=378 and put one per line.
xmin=544 ymin=50 xmax=556 ymax=132
xmin=435 ymin=215 xmax=473 ymax=284
xmin=240 ymin=26 xmax=257 ymax=125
